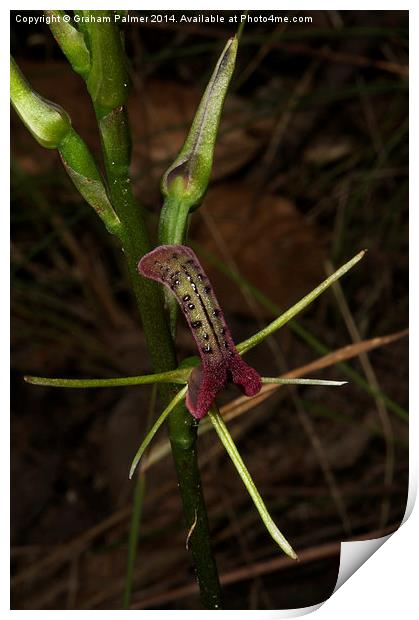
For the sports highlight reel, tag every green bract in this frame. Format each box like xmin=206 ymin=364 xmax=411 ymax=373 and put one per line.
xmin=59 ymin=129 xmax=121 ymax=236
xmin=10 ymin=57 xmax=71 ymax=149
xmin=161 ymin=36 xmax=238 ymax=210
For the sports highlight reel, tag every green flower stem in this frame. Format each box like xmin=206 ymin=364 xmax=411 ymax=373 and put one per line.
xmin=159 ymin=195 xmax=191 ymax=247
xmin=167 ymin=400 xmax=223 ymax=608
xmin=82 ymin=11 xmax=131 ymax=118
xmin=128 ymin=386 xmax=222 ymax=608
xmin=83 ymin=13 xmax=222 ymax=607
xmin=24 ymin=369 xmax=189 ymax=388
xmin=208 ymin=404 xmax=297 ymax=559
xmin=93 ymin=105 xmax=177 ymax=376
xmin=158 ymin=195 xmax=191 ymax=336
xmin=237 ymin=250 xmax=366 ymax=355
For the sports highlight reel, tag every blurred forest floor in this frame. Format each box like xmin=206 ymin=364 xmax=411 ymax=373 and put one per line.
xmin=11 ymin=10 xmax=408 ymax=610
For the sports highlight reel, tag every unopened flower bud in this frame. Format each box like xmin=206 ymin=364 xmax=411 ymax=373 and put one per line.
xmin=10 ymin=57 xmax=71 ymax=149
xmin=161 ymin=36 xmax=238 ymax=210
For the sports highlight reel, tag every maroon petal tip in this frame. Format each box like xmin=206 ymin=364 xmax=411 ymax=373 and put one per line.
xmin=228 ymin=354 xmax=262 ymax=397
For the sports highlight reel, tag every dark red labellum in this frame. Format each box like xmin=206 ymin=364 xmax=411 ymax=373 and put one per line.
xmin=138 ymin=245 xmax=262 ymax=419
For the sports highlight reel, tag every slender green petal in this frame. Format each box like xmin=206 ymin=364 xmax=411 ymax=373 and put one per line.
xmin=10 ymin=56 xmax=71 ymax=149
xmin=237 ymin=251 xmax=366 ymax=355
xmin=129 ymin=386 xmax=188 ymax=479
xmin=45 ymin=11 xmax=90 ymax=78
xmin=24 ymin=369 xmax=190 ymax=388
xmin=208 ymin=405 xmax=297 ymax=559
xmin=261 ymin=377 xmax=348 ymax=386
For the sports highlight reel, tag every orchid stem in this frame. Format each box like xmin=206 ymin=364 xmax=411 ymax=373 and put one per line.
xmin=72 ymin=12 xmax=223 ymax=608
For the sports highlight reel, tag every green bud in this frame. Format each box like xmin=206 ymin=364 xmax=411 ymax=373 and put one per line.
xmin=81 ymin=11 xmax=131 ymax=117
xmin=10 ymin=56 xmax=71 ymax=149
xmin=45 ymin=11 xmax=90 ymax=79
xmin=161 ymin=36 xmax=238 ymax=210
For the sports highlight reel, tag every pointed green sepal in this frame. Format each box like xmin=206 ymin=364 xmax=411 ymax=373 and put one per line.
xmin=24 ymin=368 xmax=190 ymax=389
xmin=261 ymin=377 xmax=348 ymax=387
xmin=208 ymin=404 xmax=297 ymax=559
xmin=129 ymin=386 xmax=188 ymax=479
xmin=237 ymin=251 xmax=366 ymax=355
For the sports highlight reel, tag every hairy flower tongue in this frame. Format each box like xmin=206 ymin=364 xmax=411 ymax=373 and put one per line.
xmin=138 ymin=245 xmax=262 ymax=419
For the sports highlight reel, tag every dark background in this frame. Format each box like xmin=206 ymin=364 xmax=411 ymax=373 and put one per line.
xmin=11 ymin=10 xmax=408 ymax=610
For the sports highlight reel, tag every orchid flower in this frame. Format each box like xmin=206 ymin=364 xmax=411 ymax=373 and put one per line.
xmin=25 ymin=247 xmax=364 ymax=559
xmin=138 ymin=244 xmax=262 ymax=420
